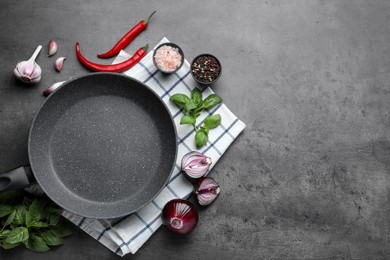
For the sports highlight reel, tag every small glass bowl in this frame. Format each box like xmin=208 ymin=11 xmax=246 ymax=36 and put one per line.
xmin=190 ymin=54 xmax=222 ymax=85
xmin=153 ymin=43 xmax=184 ymax=74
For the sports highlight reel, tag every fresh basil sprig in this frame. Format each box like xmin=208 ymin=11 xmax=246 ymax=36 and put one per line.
xmin=170 ymin=88 xmax=222 ymax=148
xmin=0 ymin=191 xmax=74 ymax=252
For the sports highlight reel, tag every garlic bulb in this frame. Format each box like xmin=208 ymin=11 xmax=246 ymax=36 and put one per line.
xmin=14 ymin=45 xmax=42 ymax=84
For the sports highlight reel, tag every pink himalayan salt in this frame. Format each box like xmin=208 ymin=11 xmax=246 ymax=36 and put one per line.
xmin=154 ymin=45 xmax=182 ymax=72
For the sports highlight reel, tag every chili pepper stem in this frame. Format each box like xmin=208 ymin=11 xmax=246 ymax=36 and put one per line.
xmin=143 ymin=44 xmax=149 ymax=52
xmin=144 ymin=11 xmax=156 ymax=25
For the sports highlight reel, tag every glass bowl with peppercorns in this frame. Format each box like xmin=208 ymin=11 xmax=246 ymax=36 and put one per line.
xmin=190 ymin=54 xmax=222 ymax=85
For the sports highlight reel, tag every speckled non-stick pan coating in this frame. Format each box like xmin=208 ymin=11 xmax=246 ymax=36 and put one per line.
xmin=28 ymin=73 xmax=177 ymax=219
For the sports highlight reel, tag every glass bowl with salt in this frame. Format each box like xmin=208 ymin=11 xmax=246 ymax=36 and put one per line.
xmin=153 ymin=43 xmax=184 ymax=74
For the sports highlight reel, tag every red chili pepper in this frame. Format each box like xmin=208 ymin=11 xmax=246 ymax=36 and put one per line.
xmin=97 ymin=11 xmax=156 ymax=59
xmin=76 ymin=42 xmax=148 ymax=72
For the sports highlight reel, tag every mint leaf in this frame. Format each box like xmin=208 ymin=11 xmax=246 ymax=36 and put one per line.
xmin=191 ymin=88 xmax=202 ymax=106
xmin=195 ymin=130 xmax=208 ymax=148
xmin=0 ymin=205 xmax=13 ymax=218
xmin=180 ymin=115 xmax=196 ymax=125
xmin=170 ymin=94 xmax=190 ymax=109
xmin=41 ymin=230 xmax=63 ymax=246
xmin=202 ymin=94 xmax=222 ymax=110
xmin=5 ymin=227 xmax=29 ymax=244
xmin=204 ymin=114 xmax=221 ymax=129
xmin=28 ymin=221 xmax=48 ymax=228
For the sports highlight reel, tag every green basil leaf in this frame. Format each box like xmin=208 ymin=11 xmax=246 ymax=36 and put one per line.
xmin=22 ymin=197 xmax=32 ymax=208
xmin=24 ymin=234 xmax=50 ymax=253
xmin=204 ymin=114 xmax=222 ymax=129
xmin=0 ymin=229 xmax=10 ymax=238
xmin=195 ymin=130 xmax=208 ymax=149
xmin=183 ymin=100 xmax=197 ymax=113
xmin=4 ymin=211 xmax=16 ymax=228
xmin=49 ymin=215 xmax=60 ymax=227
xmin=52 ymin=223 xmax=75 ymax=238
xmin=180 ymin=115 xmax=196 ymax=125
xmin=28 ymin=199 xmax=42 ymax=223
xmin=0 ymin=191 xmax=23 ymax=205
xmin=12 ymin=206 xmax=25 ymax=226
xmin=191 ymin=88 xmax=202 ymax=105
xmin=41 ymin=230 xmax=64 ymax=246
xmin=28 ymin=221 xmax=49 ymax=228
xmin=202 ymin=94 xmax=222 ymax=110
xmin=169 ymin=94 xmax=190 ymax=109
xmin=44 ymin=203 xmax=62 ymax=221
xmin=5 ymin=227 xmax=29 ymax=244
xmin=0 ymin=205 xmax=14 ymax=218
xmin=0 ymin=240 xmax=20 ymax=249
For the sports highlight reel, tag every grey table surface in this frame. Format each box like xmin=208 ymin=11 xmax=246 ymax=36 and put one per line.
xmin=1 ymin=0 xmax=390 ymax=259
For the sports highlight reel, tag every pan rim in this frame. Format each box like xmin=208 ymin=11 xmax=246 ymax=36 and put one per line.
xmin=28 ymin=72 xmax=178 ymax=219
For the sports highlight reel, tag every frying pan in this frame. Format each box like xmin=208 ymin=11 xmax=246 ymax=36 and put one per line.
xmin=0 ymin=73 xmax=177 ymax=219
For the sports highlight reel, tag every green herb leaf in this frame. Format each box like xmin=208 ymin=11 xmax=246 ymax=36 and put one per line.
xmin=28 ymin=199 xmax=42 ymax=223
xmin=52 ymin=223 xmax=75 ymax=238
xmin=24 ymin=234 xmax=50 ymax=253
xmin=183 ymin=100 xmax=197 ymax=113
xmin=12 ymin=205 xmax=25 ymax=226
xmin=3 ymin=211 xmax=16 ymax=228
xmin=0 ymin=240 xmax=20 ymax=249
xmin=49 ymin=215 xmax=60 ymax=227
xmin=5 ymin=227 xmax=29 ymax=244
xmin=0 ymin=205 xmax=14 ymax=218
xmin=180 ymin=115 xmax=196 ymax=125
xmin=204 ymin=114 xmax=222 ymax=129
xmin=202 ymin=94 xmax=222 ymax=110
xmin=195 ymin=129 xmax=208 ymax=148
xmin=170 ymin=94 xmax=190 ymax=109
xmin=28 ymin=221 xmax=49 ymax=228
xmin=0 ymin=191 xmax=23 ymax=205
xmin=0 ymin=229 xmax=10 ymax=238
xmin=191 ymin=88 xmax=202 ymax=106
xmin=41 ymin=230 xmax=64 ymax=246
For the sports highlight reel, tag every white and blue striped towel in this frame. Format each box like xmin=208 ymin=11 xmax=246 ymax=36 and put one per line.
xmin=60 ymin=37 xmax=246 ymax=256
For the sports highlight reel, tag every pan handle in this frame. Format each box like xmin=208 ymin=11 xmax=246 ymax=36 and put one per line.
xmin=0 ymin=165 xmax=34 ymax=192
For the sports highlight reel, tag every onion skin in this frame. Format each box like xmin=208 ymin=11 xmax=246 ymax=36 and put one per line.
xmin=162 ymin=199 xmax=198 ymax=234
xmin=194 ymin=177 xmax=220 ymax=206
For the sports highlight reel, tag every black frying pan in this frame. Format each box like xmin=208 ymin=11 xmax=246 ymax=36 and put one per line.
xmin=0 ymin=73 xmax=177 ymax=219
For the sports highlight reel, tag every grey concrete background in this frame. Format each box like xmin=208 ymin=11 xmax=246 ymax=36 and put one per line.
xmin=1 ymin=0 xmax=390 ymax=259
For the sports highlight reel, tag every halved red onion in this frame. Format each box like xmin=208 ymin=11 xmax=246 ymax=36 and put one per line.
xmin=194 ymin=177 xmax=220 ymax=206
xmin=181 ymin=151 xmax=212 ymax=179
xmin=162 ymin=199 xmax=198 ymax=234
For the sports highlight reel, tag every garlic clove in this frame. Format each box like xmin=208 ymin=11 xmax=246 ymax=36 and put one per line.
xmin=48 ymin=40 xmax=58 ymax=57
xmin=181 ymin=151 xmax=212 ymax=179
xmin=55 ymin=57 xmax=66 ymax=72
xmin=43 ymin=81 xmax=66 ymax=96
xmin=14 ymin=45 xmax=42 ymax=84
xmin=194 ymin=177 xmax=220 ymax=206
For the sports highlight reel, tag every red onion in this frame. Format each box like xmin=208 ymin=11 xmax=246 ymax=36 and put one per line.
xmin=194 ymin=177 xmax=220 ymax=206
xmin=161 ymin=199 xmax=198 ymax=234
xmin=181 ymin=151 xmax=212 ymax=179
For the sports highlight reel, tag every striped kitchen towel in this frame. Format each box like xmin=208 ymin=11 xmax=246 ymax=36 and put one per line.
xmin=61 ymin=37 xmax=246 ymax=256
